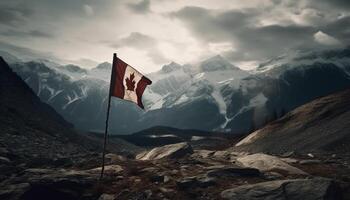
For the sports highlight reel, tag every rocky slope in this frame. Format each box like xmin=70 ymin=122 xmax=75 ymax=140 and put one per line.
xmin=0 ymin=57 xmax=138 ymax=167
xmin=235 ymin=88 xmax=350 ymax=154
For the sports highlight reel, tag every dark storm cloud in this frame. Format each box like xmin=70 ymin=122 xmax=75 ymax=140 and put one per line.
xmin=127 ymin=0 xmax=151 ymax=14
xmin=171 ymin=7 xmax=255 ymax=42
xmin=172 ymin=5 xmax=346 ymax=62
xmin=316 ymin=0 xmax=350 ymax=9
xmin=322 ymin=16 xmax=350 ymax=44
xmin=110 ymin=32 xmax=167 ymax=64
xmin=0 ymin=0 xmax=116 ymax=23
xmin=0 ymin=7 xmax=32 ymax=26
xmin=1 ymin=30 xmax=53 ymax=38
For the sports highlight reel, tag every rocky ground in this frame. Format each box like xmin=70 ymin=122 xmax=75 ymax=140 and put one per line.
xmin=1 ymin=142 xmax=349 ymax=200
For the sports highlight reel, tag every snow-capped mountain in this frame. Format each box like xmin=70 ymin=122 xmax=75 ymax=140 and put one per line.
xmin=3 ymin=47 xmax=350 ymax=134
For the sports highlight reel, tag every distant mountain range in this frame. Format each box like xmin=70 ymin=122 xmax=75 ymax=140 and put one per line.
xmin=2 ymin=47 xmax=350 ymax=134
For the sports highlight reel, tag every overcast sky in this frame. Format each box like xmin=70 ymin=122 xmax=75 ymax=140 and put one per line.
xmin=0 ymin=0 xmax=349 ymax=72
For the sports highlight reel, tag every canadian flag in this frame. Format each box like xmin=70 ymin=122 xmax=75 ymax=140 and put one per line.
xmin=110 ymin=54 xmax=152 ymax=109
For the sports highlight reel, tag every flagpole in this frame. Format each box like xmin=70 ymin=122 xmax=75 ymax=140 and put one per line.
xmin=100 ymin=53 xmax=117 ymax=179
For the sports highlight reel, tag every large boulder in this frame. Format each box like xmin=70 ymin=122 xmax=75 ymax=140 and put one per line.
xmin=237 ymin=153 xmax=306 ymax=175
xmin=136 ymin=142 xmax=193 ymax=160
xmin=87 ymin=165 xmax=123 ymax=176
xmin=221 ymin=178 xmax=341 ymax=200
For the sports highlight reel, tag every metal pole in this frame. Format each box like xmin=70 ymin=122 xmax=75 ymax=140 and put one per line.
xmin=100 ymin=53 xmax=117 ymax=179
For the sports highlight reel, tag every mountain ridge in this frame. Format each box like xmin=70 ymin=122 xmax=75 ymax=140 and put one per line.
xmin=3 ymin=47 xmax=350 ymax=134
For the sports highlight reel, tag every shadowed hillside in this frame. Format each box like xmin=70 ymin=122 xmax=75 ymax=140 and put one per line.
xmin=235 ymin=88 xmax=350 ymax=154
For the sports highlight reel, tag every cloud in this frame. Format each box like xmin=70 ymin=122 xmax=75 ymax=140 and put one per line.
xmin=0 ymin=41 xmax=62 ymax=63
xmin=172 ymin=6 xmax=318 ymax=62
xmin=110 ymin=32 xmax=168 ymax=64
xmin=322 ymin=16 xmax=350 ymax=44
xmin=83 ymin=4 xmax=94 ymax=16
xmin=0 ymin=7 xmax=31 ymax=26
xmin=1 ymin=30 xmax=53 ymax=38
xmin=67 ymin=58 xmax=99 ymax=68
xmin=314 ymin=31 xmax=341 ymax=46
xmin=0 ymin=0 xmax=349 ymax=71
xmin=316 ymin=0 xmax=350 ymax=10
xmin=111 ymin=32 xmax=156 ymax=49
xmin=127 ymin=0 xmax=151 ymax=14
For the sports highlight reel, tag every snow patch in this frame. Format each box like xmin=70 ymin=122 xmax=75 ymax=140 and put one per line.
xmin=191 ymin=136 xmax=206 ymax=141
xmin=249 ymin=93 xmax=268 ymax=107
xmin=148 ymin=134 xmax=177 ymax=138
xmin=174 ymin=94 xmax=189 ymax=105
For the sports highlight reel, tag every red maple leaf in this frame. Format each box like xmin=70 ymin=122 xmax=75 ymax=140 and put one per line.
xmin=125 ymin=73 xmax=136 ymax=91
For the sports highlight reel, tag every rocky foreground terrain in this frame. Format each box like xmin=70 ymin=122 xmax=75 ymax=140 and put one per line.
xmin=1 ymin=142 xmax=350 ymax=200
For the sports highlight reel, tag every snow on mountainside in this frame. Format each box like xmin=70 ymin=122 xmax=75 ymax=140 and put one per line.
xmin=57 ymin=64 xmax=88 ymax=80
xmin=4 ymin=47 xmax=350 ymax=134
xmin=145 ymin=62 xmax=192 ymax=110
xmin=255 ymin=48 xmax=350 ymax=77
xmin=145 ymin=56 xmax=249 ymax=116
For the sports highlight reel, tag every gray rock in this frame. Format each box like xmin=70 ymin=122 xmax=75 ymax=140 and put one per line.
xmin=221 ymin=178 xmax=341 ymax=200
xmin=192 ymin=150 xmax=215 ymax=159
xmin=98 ymin=193 xmax=115 ymax=200
xmin=87 ymin=165 xmax=123 ymax=175
xmin=0 ymin=156 xmax=10 ymax=164
xmin=237 ymin=153 xmax=307 ymax=175
xmin=136 ymin=142 xmax=193 ymax=160
xmin=299 ymin=160 xmax=322 ymax=165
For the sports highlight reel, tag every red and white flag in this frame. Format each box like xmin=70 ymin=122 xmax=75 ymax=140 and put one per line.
xmin=109 ymin=54 xmax=152 ymax=109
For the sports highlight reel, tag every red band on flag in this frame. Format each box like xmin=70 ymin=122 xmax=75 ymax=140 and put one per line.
xmin=111 ymin=58 xmax=127 ymax=99
xmin=136 ymin=76 xmax=152 ymax=109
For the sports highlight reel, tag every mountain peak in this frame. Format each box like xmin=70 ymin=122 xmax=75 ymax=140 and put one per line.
xmin=0 ymin=50 xmax=21 ymax=64
xmin=200 ymin=55 xmax=239 ymax=72
xmin=63 ymin=64 xmax=87 ymax=74
xmin=94 ymin=62 xmax=112 ymax=70
xmin=161 ymin=61 xmax=182 ymax=73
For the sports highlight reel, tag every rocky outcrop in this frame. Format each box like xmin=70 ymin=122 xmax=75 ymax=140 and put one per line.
xmin=237 ymin=153 xmax=307 ymax=175
xmin=136 ymin=142 xmax=193 ymax=160
xmin=221 ymin=178 xmax=341 ymax=200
